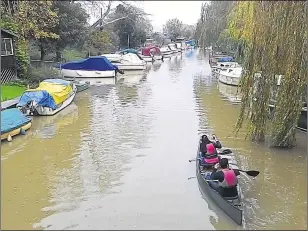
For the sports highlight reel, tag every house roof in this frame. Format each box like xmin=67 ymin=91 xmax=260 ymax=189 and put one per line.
xmin=1 ymin=28 xmax=18 ymax=37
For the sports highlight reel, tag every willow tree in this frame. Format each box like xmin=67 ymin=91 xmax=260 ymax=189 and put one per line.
xmin=227 ymin=1 xmax=307 ymax=148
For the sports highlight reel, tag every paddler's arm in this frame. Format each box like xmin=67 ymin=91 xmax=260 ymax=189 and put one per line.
xmin=213 ymin=140 xmax=222 ymax=149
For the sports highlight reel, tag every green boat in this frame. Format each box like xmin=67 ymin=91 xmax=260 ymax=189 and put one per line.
xmin=73 ymin=80 xmax=90 ymax=92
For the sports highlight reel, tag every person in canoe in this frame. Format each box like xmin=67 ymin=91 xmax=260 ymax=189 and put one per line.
xmin=199 ymin=134 xmax=222 ymax=166
xmin=207 ymin=158 xmax=240 ymax=197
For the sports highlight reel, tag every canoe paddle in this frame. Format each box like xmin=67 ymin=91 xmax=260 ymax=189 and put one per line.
xmin=237 ymin=169 xmax=259 ymax=177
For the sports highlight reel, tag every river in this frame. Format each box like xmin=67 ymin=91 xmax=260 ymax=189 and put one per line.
xmin=1 ymin=49 xmax=307 ymax=230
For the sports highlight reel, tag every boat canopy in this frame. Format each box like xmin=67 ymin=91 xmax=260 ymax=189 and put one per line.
xmin=17 ymin=80 xmax=73 ymax=108
xmin=185 ymin=39 xmax=195 ymax=46
xmin=218 ymin=56 xmax=234 ymax=62
xmin=55 ymin=56 xmax=118 ymax=71
xmin=141 ymin=46 xmax=161 ymax=56
xmin=17 ymin=90 xmax=57 ymax=110
xmin=1 ymin=108 xmax=32 ymax=133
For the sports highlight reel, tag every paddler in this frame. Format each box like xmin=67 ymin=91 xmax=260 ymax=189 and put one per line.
xmin=208 ymin=158 xmax=240 ymax=197
xmin=199 ymin=134 xmax=222 ymax=165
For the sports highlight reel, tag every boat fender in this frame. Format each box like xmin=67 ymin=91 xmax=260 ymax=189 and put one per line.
xmin=7 ymin=135 xmax=12 ymax=142
xmin=20 ymin=128 xmax=26 ymax=135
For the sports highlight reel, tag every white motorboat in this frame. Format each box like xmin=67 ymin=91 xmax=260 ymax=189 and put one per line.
xmin=167 ymin=43 xmax=178 ymax=53
xmin=212 ymin=62 xmax=241 ymax=76
xmin=218 ymin=67 xmax=243 ymax=86
xmin=103 ymin=53 xmax=146 ymax=71
xmin=160 ymin=46 xmax=174 ymax=57
xmin=57 ymin=56 xmax=122 ymax=79
xmin=17 ymin=79 xmax=77 ymax=116
xmin=175 ymin=42 xmax=183 ymax=52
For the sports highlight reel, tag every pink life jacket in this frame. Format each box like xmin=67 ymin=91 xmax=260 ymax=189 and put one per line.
xmin=204 ymin=143 xmax=219 ymax=164
xmin=219 ymin=169 xmax=238 ymax=188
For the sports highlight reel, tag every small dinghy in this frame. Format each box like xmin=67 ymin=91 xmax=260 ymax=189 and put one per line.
xmin=1 ymin=108 xmax=32 ymax=141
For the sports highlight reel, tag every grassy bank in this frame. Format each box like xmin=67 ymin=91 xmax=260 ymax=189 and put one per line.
xmin=1 ymin=85 xmax=25 ymax=101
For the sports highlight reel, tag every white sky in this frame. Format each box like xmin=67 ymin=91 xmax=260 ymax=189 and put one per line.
xmin=89 ymin=1 xmax=207 ymax=32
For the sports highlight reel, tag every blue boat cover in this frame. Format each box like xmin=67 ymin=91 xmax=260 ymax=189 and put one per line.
xmin=185 ymin=40 xmax=195 ymax=46
xmin=55 ymin=56 xmax=118 ymax=71
xmin=43 ymin=79 xmax=71 ymax=86
xmin=17 ymin=90 xmax=57 ymax=110
xmin=218 ymin=56 xmax=233 ymax=62
xmin=1 ymin=108 xmax=32 ymax=133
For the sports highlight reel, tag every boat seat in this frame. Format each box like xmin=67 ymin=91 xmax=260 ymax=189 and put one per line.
xmin=224 ymin=195 xmax=239 ymax=200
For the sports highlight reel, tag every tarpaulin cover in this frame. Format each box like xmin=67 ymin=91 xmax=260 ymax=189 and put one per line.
xmin=218 ymin=56 xmax=233 ymax=62
xmin=1 ymin=108 xmax=32 ymax=133
xmin=17 ymin=81 xmax=73 ymax=108
xmin=36 ymin=81 xmax=73 ymax=105
xmin=55 ymin=56 xmax=118 ymax=71
xmin=17 ymin=90 xmax=57 ymax=109
xmin=142 ymin=46 xmax=161 ymax=56
xmin=42 ymin=79 xmax=71 ymax=86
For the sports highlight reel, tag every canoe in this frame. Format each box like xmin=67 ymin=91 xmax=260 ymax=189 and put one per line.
xmin=1 ymin=108 xmax=32 ymax=141
xmin=196 ymin=144 xmax=243 ymax=225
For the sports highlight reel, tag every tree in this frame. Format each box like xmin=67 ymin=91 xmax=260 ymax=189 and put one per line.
xmin=84 ymin=30 xmax=113 ymax=56
xmin=1 ymin=0 xmax=59 ymax=78
xmin=111 ymin=4 xmax=152 ymax=49
xmin=163 ymin=18 xmax=183 ymax=40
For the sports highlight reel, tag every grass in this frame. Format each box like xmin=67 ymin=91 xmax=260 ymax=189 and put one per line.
xmin=1 ymin=85 xmax=26 ymax=101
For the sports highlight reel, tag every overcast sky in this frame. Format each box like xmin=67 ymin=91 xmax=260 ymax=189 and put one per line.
xmin=89 ymin=1 xmax=206 ymax=32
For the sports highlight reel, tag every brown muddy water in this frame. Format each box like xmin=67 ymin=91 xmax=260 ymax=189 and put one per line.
xmin=1 ymin=50 xmax=307 ymax=230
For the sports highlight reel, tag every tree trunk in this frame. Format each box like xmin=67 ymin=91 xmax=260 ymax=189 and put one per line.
xmin=40 ymin=44 xmax=45 ymax=61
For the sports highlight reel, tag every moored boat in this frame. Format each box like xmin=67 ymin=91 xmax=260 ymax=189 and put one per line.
xmin=1 ymin=108 xmax=32 ymax=141
xmin=160 ymin=45 xmax=174 ymax=57
xmin=104 ymin=52 xmax=146 ymax=70
xmin=17 ymin=79 xmax=77 ymax=116
xmin=212 ymin=61 xmax=241 ymax=77
xmin=74 ymin=80 xmax=90 ymax=92
xmin=195 ymin=137 xmax=243 ymax=225
xmin=167 ymin=43 xmax=178 ymax=53
xmin=218 ymin=67 xmax=243 ymax=86
xmin=56 ymin=56 xmax=123 ymax=78
xmin=138 ymin=46 xmax=163 ymax=62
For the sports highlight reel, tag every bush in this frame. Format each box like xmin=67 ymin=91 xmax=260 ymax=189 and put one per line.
xmin=27 ymin=65 xmax=61 ymax=84
xmin=63 ymin=48 xmax=85 ymax=61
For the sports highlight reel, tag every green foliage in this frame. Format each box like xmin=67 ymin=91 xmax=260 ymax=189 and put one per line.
xmin=62 ymin=48 xmax=86 ymax=62
xmin=84 ymin=30 xmax=113 ymax=55
xmin=27 ymin=66 xmax=61 ymax=83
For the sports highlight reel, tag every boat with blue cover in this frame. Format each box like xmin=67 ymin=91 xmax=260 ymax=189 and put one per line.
xmin=55 ymin=56 xmax=124 ymax=79
xmin=1 ymin=108 xmax=32 ymax=141
xmin=17 ymin=79 xmax=77 ymax=116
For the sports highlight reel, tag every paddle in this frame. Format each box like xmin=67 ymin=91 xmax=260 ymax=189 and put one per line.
xmin=237 ymin=169 xmax=259 ymax=177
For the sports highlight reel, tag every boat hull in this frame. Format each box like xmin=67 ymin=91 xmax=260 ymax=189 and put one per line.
xmin=1 ymin=121 xmax=32 ymax=141
xmin=218 ymin=72 xmax=241 ymax=86
xmin=196 ymin=147 xmax=243 ymax=225
xmin=61 ymin=69 xmax=116 ymax=78
xmin=114 ymin=64 xmax=146 ymax=70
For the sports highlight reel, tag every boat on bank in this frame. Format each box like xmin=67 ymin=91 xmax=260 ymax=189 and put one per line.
xmin=218 ymin=67 xmax=243 ymax=86
xmin=1 ymin=108 xmax=32 ymax=141
xmin=56 ymin=56 xmax=123 ymax=78
xmin=195 ymin=136 xmax=243 ymax=225
xmin=17 ymin=79 xmax=77 ymax=116
xmin=104 ymin=52 xmax=146 ymax=71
